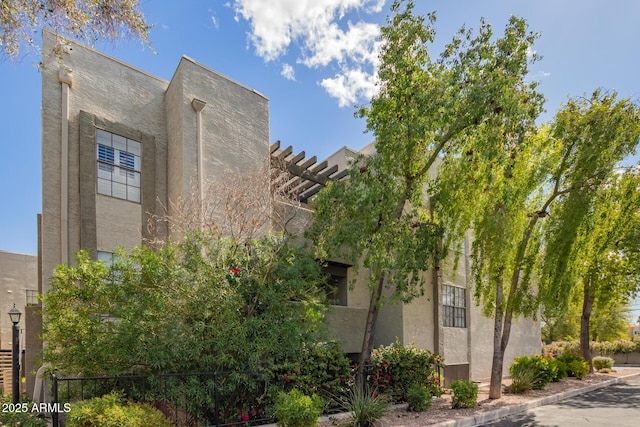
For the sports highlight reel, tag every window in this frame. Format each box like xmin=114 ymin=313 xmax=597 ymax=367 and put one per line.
xmin=26 ymin=290 xmax=40 ymax=306
xmin=96 ymin=129 xmax=141 ymax=202
xmin=97 ymin=251 xmax=126 ymax=283
xmin=322 ymin=262 xmax=349 ymax=306
xmin=97 ymin=251 xmax=115 ymax=265
xmin=443 ymin=285 xmax=466 ymax=328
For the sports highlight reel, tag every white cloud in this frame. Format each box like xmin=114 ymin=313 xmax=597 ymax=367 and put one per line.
xmin=211 ymin=15 xmax=219 ymax=30
xmin=231 ymin=0 xmax=384 ymax=107
xmin=281 ymin=63 xmax=296 ymax=80
xmin=320 ymin=67 xmax=378 ymax=107
xmin=300 ymin=20 xmax=381 ymax=69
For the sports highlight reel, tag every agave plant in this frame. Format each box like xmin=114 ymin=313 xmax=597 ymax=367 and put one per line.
xmin=337 ymin=385 xmax=390 ymax=427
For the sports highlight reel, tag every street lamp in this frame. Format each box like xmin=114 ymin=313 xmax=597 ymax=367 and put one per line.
xmin=8 ymin=304 xmax=21 ymax=404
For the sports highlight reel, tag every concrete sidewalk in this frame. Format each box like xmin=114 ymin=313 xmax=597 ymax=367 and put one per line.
xmin=430 ymin=367 xmax=640 ymax=427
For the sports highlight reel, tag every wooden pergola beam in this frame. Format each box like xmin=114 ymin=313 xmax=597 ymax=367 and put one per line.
xmin=270 ymin=142 xmax=348 ymax=202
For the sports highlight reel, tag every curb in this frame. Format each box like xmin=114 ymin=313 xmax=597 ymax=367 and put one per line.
xmin=429 ymin=371 xmax=640 ymax=427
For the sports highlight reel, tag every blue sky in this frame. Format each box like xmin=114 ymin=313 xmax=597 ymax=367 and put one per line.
xmin=1 ymin=0 xmax=639 ymax=257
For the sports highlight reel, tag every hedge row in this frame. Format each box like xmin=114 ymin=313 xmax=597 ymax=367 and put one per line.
xmin=543 ymin=338 xmax=640 ymax=356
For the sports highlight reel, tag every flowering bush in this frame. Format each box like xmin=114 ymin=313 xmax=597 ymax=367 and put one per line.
xmin=543 ymin=339 xmax=640 ymax=356
xmin=367 ymin=340 xmax=445 ymax=403
xmin=509 ymin=361 xmax=542 ymax=394
xmin=509 ymin=354 xmax=558 ymax=390
xmin=44 ymin=233 xmax=332 ymax=424
xmin=592 ymin=356 xmax=614 ymax=372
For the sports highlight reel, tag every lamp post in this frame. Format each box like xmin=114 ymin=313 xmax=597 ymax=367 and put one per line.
xmin=8 ymin=304 xmax=21 ymax=404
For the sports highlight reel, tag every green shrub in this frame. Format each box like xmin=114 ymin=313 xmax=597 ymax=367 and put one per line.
xmin=533 ymin=354 xmax=558 ymax=385
xmin=368 ymin=340 xmax=445 ymax=402
xmin=555 ymin=358 xmax=569 ymax=380
xmin=273 ymin=340 xmax=352 ymax=398
xmin=274 ymin=389 xmax=324 ymax=427
xmin=556 ymin=353 xmax=589 ymax=379
xmin=509 ymin=362 xmax=543 ymax=394
xmin=568 ymin=360 xmax=590 ymax=379
xmin=608 ymin=339 xmax=638 ymax=354
xmin=544 ymin=339 xmax=640 ymax=357
xmin=406 ymin=383 xmax=431 ymax=412
xmin=0 ymin=396 xmax=47 ymax=427
xmin=592 ymin=356 xmax=614 ymax=371
xmin=509 ymin=355 xmax=557 ymax=390
xmin=44 ymin=235 xmax=329 ymax=379
xmin=337 ymin=385 xmax=390 ymax=427
xmin=66 ymin=392 xmax=174 ymax=427
xmin=450 ymin=380 xmax=478 ymax=409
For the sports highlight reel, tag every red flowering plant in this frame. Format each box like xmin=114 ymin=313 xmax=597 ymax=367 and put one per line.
xmin=367 ymin=340 xmax=445 ymax=403
xmin=235 ymin=407 xmax=265 ymax=424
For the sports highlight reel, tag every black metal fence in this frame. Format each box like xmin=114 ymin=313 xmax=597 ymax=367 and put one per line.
xmin=49 ymin=363 xmax=443 ymax=427
xmin=51 ymin=371 xmax=273 ymax=427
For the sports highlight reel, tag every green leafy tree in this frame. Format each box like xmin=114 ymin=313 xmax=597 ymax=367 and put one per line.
xmin=439 ymin=91 xmax=640 ymax=398
xmin=1 ymin=0 xmax=149 ymax=59
xmin=542 ymin=294 xmax=632 ymax=344
xmin=542 ymin=169 xmax=640 ymax=368
xmin=309 ymin=0 xmax=542 ymax=382
xmin=438 ymin=126 xmax=554 ymax=399
xmin=43 ymin=233 xmax=328 ymax=376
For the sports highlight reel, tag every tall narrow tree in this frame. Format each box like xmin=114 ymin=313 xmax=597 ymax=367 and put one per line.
xmin=438 ymin=91 xmax=640 ymax=398
xmin=541 ymin=169 xmax=640 ymax=369
xmin=309 ymin=0 xmax=542 ymax=381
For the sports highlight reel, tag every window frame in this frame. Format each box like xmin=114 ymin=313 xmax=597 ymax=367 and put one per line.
xmin=322 ymin=262 xmax=349 ymax=306
xmin=443 ymin=284 xmax=467 ymax=328
xmin=96 ymin=128 xmax=142 ymax=203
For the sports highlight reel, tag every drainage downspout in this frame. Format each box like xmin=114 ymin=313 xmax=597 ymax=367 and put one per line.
xmin=191 ymin=98 xmax=207 ymax=229
xmin=58 ymin=68 xmax=73 ymax=264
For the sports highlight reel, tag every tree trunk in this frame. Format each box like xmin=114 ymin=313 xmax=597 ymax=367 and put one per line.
xmin=581 ymin=286 xmax=595 ymax=373
xmin=355 ymin=187 xmax=412 ymax=386
xmin=356 ymin=274 xmax=386 ymax=387
xmin=489 ymin=279 xmax=504 ymax=399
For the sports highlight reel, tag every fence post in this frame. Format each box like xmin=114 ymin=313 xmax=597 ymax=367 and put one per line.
xmin=51 ymin=374 xmax=59 ymax=427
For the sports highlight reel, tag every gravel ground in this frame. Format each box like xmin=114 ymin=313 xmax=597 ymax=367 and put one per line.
xmin=319 ymin=369 xmax=636 ymax=427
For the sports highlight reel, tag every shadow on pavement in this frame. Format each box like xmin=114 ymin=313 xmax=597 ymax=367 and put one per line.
xmin=479 ymin=412 xmax=552 ymax=427
xmin=559 ymin=382 xmax=638 ymax=410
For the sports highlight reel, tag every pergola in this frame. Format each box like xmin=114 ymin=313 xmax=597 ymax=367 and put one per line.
xmin=270 ymin=140 xmax=348 ymax=203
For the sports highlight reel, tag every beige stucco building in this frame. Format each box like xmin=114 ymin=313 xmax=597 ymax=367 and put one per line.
xmin=35 ymin=31 xmax=540 ymax=390
xmin=0 ymin=251 xmax=37 ymax=350
xmin=275 ymin=142 xmax=541 ymax=382
xmin=0 ymin=250 xmax=38 ymax=395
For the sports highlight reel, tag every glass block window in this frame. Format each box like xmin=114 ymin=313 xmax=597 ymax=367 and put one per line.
xmin=96 ymin=129 xmax=141 ymax=202
xmin=443 ymin=285 xmax=466 ymax=328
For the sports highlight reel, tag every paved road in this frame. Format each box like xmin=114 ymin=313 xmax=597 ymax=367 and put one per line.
xmin=481 ymin=375 xmax=640 ymax=426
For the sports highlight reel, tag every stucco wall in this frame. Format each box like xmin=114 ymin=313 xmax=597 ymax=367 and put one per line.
xmin=469 ymin=306 xmax=541 ymax=381
xmin=165 ymin=57 xmax=270 ymax=236
xmin=401 ymin=283 xmax=436 ymax=351
xmin=41 ymin=31 xmax=169 ymax=291
xmin=0 ymin=251 xmax=37 ymax=350
xmin=41 ymin=31 xmax=270 ymax=284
